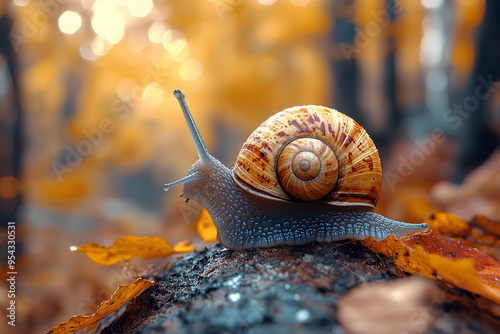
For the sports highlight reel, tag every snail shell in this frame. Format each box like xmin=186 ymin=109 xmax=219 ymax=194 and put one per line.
xmin=232 ymin=106 xmax=382 ymax=207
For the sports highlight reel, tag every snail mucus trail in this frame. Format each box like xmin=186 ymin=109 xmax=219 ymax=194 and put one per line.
xmin=164 ymin=89 xmax=428 ymax=250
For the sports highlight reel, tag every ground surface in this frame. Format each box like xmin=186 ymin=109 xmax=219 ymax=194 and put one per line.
xmin=99 ymin=242 xmax=499 ymax=334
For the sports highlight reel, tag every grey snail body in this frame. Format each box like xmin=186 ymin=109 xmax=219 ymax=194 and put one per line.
xmin=164 ymin=89 xmax=428 ymax=250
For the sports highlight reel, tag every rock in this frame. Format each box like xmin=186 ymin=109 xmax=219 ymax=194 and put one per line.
xmin=100 ymin=242 xmax=499 ymax=334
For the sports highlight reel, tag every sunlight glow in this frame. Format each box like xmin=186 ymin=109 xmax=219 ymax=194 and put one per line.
xmin=91 ymin=1 xmax=125 ymax=44
xmin=142 ymin=82 xmax=165 ymax=109
xmin=258 ymin=0 xmax=277 ymax=5
xmin=421 ymin=0 xmax=444 ymax=9
xmin=13 ymin=0 xmax=30 ymax=6
xmin=180 ymin=58 xmax=203 ymax=81
xmin=162 ymin=30 xmax=190 ymax=62
xmin=151 ymin=50 xmax=173 ymax=69
xmin=59 ymin=11 xmax=82 ymax=35
xmin=91 ymin=37 xmax=112 ymax=56
xmin=79 ymin=41 xmax=98 ymax=61
xmin=128 ymin=0 xmax=154 ymax=18
xmin=148 ymin=23 xmax=169 ymax=43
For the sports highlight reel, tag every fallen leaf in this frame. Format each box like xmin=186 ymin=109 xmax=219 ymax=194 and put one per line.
xmin=338 ymin=277 xmax=438 ymax=334
xmin=431 ymin=150 xmax=500 ymax=221
xmin=75 ymin=235 xmax=194 ymax=266
xmin=361 ymin=217 xmax=500 ymax=304
xmin=196 ymin=208 xmax=218 ymax=243
xmin=474 ymin=215 xmax=500 ymax=237
xmin=424 ymin=212 xmax=471 ymax=237
xmin=48 ymin=278 xmax=153 ymax=333
xmin=173 ymin=240 xmax=195 ymax=252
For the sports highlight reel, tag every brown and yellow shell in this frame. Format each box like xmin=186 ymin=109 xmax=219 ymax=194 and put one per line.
xmin=232 ymin=105 xmax=382 ymax=208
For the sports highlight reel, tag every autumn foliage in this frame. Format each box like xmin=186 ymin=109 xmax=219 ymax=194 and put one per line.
xmin=48 ymin=279 xmax=153 ymax=334
xmin=362 ymin=215 xmax=500 ymax=305
xmin=2 ymin=0 xmax=498 ymax=333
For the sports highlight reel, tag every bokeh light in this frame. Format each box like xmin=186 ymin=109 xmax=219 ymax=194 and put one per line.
xmin=13 ymin=0 xmax=30 ymax=6
xmin=58 ymin=11 xmax=83 ymax=35
xmin=142 ymin=82 xmax=165 ymax=109
xmin=91 ymin=1 xmax=125 ymax=44
xmin=259 ymin=0 xmax=278 ymax=5
xmin=128 ymin=0 xmax=154 ymax=18
xmin=180 ymin=58 xmax=203 ymax=82
xmin=148 ymin=22 xmax=169 ymax=43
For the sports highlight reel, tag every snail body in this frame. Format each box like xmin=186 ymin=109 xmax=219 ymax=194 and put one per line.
xmin=164 ymin=90 xmax=428 ymax=250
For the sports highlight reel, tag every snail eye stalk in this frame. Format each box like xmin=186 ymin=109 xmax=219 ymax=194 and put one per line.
xmin=173 ymin=89 xmax=210 ymax=164
xmin=164 ymin=89 xmax=208 ymax=192
xmin=163 ymin=173 xmax=199 ymax=192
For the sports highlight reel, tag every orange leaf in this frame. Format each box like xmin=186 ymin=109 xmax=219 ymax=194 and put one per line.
xmin=196 ymin=208 xmax=218 ymax=243
xmin=361 ymin=227 xmax=500 ymax=304
xmin=474 ymin=215 xmax=500 ymax=237
xmin=424 ymin=212 xmax=471 ymax=236
xmin=75 ymin=235 xmax=194 ymax=266
xmin=173 ymin=240 xmax=195 ymax=253
xmin=48 ymin=278 xmax=153 ymax=333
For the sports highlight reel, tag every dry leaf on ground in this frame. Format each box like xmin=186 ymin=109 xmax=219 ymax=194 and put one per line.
xmin=361 ymin=213 xmax=500 ymax=304
xmin=75 ymin=235 xmax=194 ymax=266
xmin=48 ymin=278 xmax=153 ymax=334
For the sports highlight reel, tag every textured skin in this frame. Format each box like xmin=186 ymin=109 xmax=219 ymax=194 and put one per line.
xmin=181 ymin=155 xmax=428 ymax=250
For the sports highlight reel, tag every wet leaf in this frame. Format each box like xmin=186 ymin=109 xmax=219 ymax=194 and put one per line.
xmin=361 ymin=214 xmax=500 ymax=304
xmin=75 ymin=235 xmax=194 ymax=266
xmin=48 ymin=278 xmax=153 ymax=334
xmin=196 ymin=208 xmax=218 ymax=243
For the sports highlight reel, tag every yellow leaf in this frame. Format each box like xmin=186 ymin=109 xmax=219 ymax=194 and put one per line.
xmin=196 ymin=208 xmax=218 ymax=243
xmin=75 ymin=235 xmax=193 ymax=266
xmin=173 ymin=240 xmax=195 ymax=253
xmin=425 ymin=212 xmax=471 ymax=236
xmin=48 ymin=278 xmax=153 ymax=333
xmin=361 ymin=214 xmax=500 ymax=304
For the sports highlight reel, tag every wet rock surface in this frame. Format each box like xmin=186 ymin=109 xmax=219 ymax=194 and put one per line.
xmin=101 ymin=242 xmax=499 ymax=334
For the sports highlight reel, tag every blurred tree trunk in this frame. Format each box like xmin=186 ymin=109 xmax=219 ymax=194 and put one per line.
xmin=0 ymin=12 xmax=23 ymax=230
xmin=330 ymin=0 xmax=400 ymax=158
xmin=330 ymin=0 xmax=363 ymax=125
xmin=453 ymin=0 xmax=500 ymax=182
xmin=381 ymin=0 xmax=399 ymax=156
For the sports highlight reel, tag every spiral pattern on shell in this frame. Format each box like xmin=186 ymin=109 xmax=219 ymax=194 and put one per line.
xmin=277 ymin=138 xmax=339 ymax=201
xmin=232 ymin=105 xmax=382 ymax=207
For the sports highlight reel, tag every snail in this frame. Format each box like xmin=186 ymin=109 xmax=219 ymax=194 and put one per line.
xmin=164 ymin=89 xmax=428 ymax=250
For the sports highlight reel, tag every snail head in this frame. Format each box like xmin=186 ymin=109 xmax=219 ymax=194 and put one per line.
xmin=163 ymin=89 xmax=216 ymax=201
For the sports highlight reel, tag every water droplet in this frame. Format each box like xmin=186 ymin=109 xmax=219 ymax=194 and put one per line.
xmin=295 ymin=309 xmax=310 ymax=323
xmin=284 ymin=283 xmax=291 ymax=290
xmin=223 ymin=275 xmax=242 ymax=287
xmin=294 ymin=293 xmax=301 ymax=301
xmin=163 ymin=184 xmax=170 ymax=191
xmin=228 ymin=292 xmax=241 ymax=302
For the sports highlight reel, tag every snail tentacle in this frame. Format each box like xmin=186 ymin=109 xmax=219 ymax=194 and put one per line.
xmin=173 ymin=89 xmax=210 ymax=164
